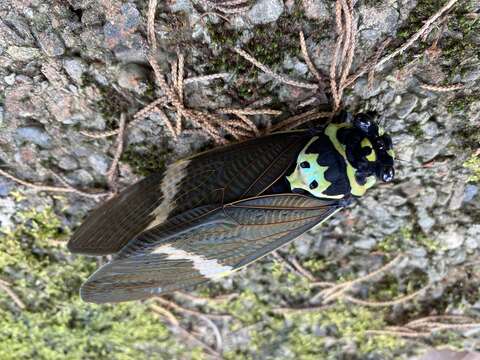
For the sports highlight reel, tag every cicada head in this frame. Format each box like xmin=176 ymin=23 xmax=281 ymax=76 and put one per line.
xmin=287 ymin=112 xmax=395 ymax=199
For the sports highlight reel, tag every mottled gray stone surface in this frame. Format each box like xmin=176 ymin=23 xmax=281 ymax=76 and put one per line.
xmin=247 ymin=0 xmax=284 ymax=24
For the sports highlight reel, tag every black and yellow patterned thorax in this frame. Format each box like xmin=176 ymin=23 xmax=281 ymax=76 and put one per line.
xmin=287 ymin=114 xmax=395 ymax=199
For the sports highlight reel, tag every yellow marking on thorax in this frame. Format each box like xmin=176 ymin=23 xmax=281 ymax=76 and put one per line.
xmin=361 ymin=138 xmax=376 ymax=162
xmin=324 ymin=124 xmax=376 ymax=197
xmin=287 ymin=137 xmax=343 ymax=200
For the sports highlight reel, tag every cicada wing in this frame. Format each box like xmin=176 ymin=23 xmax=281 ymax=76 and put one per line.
xmin=68 ymin=131 xmax=309 ymax=256
xmin=80 ymin=194 xmax=342 ymax=303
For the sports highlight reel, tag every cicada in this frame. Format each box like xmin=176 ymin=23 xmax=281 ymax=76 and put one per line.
xmin=68 ymin=112 xmax=395 ymax=303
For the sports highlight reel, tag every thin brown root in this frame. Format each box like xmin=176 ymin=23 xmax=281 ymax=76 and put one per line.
xmin=299 ymin=31 xmax=323 ymax=84
xmin=150 ymin=303 xmax=180 ymax=325
xmin=0 ymin=279 xmax=25 ymax=310
xmin=147 ymin=0 xmax=158 ymax=50
xmin=343 ymin=283 xmax=430 ymax=307
xmin=270 ymin=110 xmax=332 ymax=132
xmin=338 ymin=0 xmax=356 ymax=93
xmin=376 ymin=0 xmax=459 ymax=69
xmin=50 ymin=170 xmax=111 ymax=199
xmin=133 ymin=97 xmax=169 ymax=121
xmin=297 ymin=97 xmax=318 ymax=108
xmin=80 ymin=128 xmax=120 ymax=139
xmin=175 ymin=52 xmax=185 ymax=136
xmin=309 ymin=281 xmax=335 ymax=288
xmin=234 ymin=47 xmax=318 ymax=90
xmin=184 ymin=73 xmax=230 ymax=84
xmin=217 ymin=108 xmax=281 ymax=116
xmin=199 ymin=315 xmax=224 ymax=352
xmin=151 ymin=302 xmax=222 ymax=359
xmin=197 ymin=12 xmax=232 ymax=25
xmin=329 ymin=0 xmax=345 ymax=111
xmin=236 ymin=114 xmax=261 ymax=136
xmin=347 ymin=0 xmax=460 ymax=87
xmin=175 ymin=323 xmax=223 ymax=359
xmin=155 ymin=297 xmax=231 ymax=321
xmin=197 ymin=0 xmax=252 ymax=14
xmin=157 ymin=107 xmax=179 ymax=138
xmin=329 ymin=0 xmax=357 ymax=111
xmin=272 ymin=304 xmax=335 ymax=314
xmin=0 ymin=168 xmax=109 ymax=199
xmin=367 ymin=38 xmax=391 ymax=90
xmin=407 ymin=315 xmax=477 ymax=328
xmin=346 ymin=38 xmax=390 ymax=89
xmin=175 ymin=291 xmax=239 ymax=304
xmin=420 ymin=83 xmax=464 ymax=92
xmin=79 ymin=98 xmax=168 ymax=140
xmin=288 ymin=256 xmax=316 ymax=282
xmin=271 ymin=251 xmax=307 ymax=279
xmin=319 ymin=254 xmax=403 ymax=304
xmin=366 ymin=315 xmax=480 ymax=339
xmin=365 ymin=329 xmax=430 ymax=338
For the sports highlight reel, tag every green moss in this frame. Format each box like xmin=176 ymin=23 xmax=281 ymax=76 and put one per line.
xmin=121 ymin=142 xmax=169 ymax=176
xmin=441 ymin=2 xmax=480 ymax=60
xmin=453 ymin=122 xmax=480 ymax=151
xmin=375 ymin=225 xmax=440 ymax=254
xmin=408 ymin=122 xmax=424 ymax=138
xmin=293 ymin=303 xmax=405 ymax=357
xmin=80 ymin=73 xmax=130 ymax=129
xmin=440 ymin=1 xmax=480 ymax=80
xmin=303 ymin=258 xmax=327 ymax=273
xmin=464 ymin=154 xmax=480 ymax=182
xmin=416 ymin=233 xmax=442 ymax=252
xmin=446 ymin=95 xmax=477 ymax=114
xmin=410 ymin=228 xmax=440 ymax=253
xmin=363 ymin=0 xmax=384 ymax=6
xmin=368 ymin=275 xmax=401 ymax=300
xmin=397 ymin=0 xmax=479 ymax=42
xmin=205 ymin=22 xmax=241 ymax=49
xmin=376 ymin=233 xmax=402 ymax=253
xmin=0 ymin=302 xmax=186 ymax=360
xmin=0 ymin=207 xmax=66 ymax=272
xmin=204 ymin=10 xmax=327 ymax=102
xmin=245 ymin=25 xmax=295 ymax=68
xmin=0 ymin=202 xmax=458 ymax=360
xmin=396 ymin=0 xmax=480 ymax=81
xmin=364 ymin=269 xmax=429 ymax=307
xmin=204 ymin=22 xmax=243 ymax=74
xmin=219 ymin=284 xmax=406 ymax=359
xmin=414 ymin=268 xmax=480 ymax=320
xmin=375 ymin=226 xmax=412 ymax=253
xmin=0 ymin=205 xmax=196 ymax=359
xmin=221 ymin=289 xmax=269 ymax=325
xmin=271 ymin=260 xmax=312 ymax=298
xmin=397 ymin=0 xmax=444 ymax=41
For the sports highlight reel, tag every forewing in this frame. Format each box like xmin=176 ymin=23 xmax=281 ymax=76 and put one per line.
xmin=68 ymin=131 xmax=309 ymax=255
xmin=80 ymin=194 xmax=342 ymax=303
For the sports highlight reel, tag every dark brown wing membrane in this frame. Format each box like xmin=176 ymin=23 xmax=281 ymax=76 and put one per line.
xmin=68 ymin=131 xmax=309 ymax=255
xmin=68 ymin=174 xmax=163 ymax=255
xmin=80 ymin=194 xmax=341 ymax=303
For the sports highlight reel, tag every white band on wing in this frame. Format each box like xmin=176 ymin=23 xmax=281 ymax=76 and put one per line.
xmin=152 ymin=244 xmax=233 ymax=279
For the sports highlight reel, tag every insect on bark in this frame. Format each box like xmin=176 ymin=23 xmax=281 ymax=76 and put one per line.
xmin=68 ymin=112 xmax=395 ymax=303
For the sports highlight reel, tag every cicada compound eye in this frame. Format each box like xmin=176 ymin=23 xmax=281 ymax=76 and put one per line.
xmin=353 ymin=113 xmax=378 ymax=136
xmin=380 ymin=166 xmax=395 ymax=183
